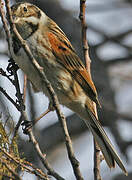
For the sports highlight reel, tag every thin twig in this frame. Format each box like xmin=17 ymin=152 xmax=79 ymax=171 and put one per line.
xmin=1 ymin=148 xmax=49 ymax=180
xmin=0 ymin=68 xmax=14 ymax=84
xmin=0 ymin=0 xmax=10 ymax=48
xmin=88 ymin=23 xmax=132 ymax=55
xmin=0 ymin=86 xmax=20 ymax=110
xmin=28 ymin=129 xmax=65 ymax=180
xmin=79 ymin=1 xmax=102 ymax=180
xmin=0 ymin=158 xmax=22 ymax=180
xmin=12 ymin=115 xmax=23 ymax=141
xmin=0 ymin=173 xmax=15 ymax=180
xmin=23 ymin=111 xmax=66 ymax=180
xmin=79 ymin=0 xmax=91 ymax=73
xmin=5 ymin=1 xmax=84 ymax=180
xmin=11 ymin=63 xmax=25 ymax=139
xmin=33 ymin=109 xmax=50 ymax=125
xmin=12 ymin=74 xmax=27 ymax=141
xmin=0 ymin=0 xmax=25 ymax=138
xmin=23 ymin=74 xmax=27 ymax=104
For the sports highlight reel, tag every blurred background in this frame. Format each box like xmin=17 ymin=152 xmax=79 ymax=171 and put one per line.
xmin=0 ymin=0 xmax=132 ymax=179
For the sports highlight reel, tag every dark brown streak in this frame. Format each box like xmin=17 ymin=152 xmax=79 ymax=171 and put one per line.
xmin=49 ymin=27 xmax=75 ymax=53
xmin=52 ymin=50 xmax=97 ymax=104
xmin=58 ymin=46 xmax=67 ymax=51
xmin=25 ymin=22 xmax=39 ymax=39
xmin=72 ymin=70 xmax=97 ymax=101
xmin=68 ymin=53 xmax=84 ymax=69
xmin=37 ymin=10 xmax=41 ymax=19
xmin=12 ymin=22 xmax=39 ymax=54
xmin=12 ymin=35 xmax=21 ymax=54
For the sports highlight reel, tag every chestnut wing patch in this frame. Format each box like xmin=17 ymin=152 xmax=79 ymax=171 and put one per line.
xmin=47 ymin=32 xmax=100 ymax=105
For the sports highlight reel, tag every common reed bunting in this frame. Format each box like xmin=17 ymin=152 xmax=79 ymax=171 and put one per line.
xmin=10 ymin=2 xmax=127 ymax=175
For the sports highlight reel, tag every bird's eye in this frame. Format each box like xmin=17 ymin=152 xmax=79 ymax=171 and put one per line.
xmin=23 ymin=6 xmax=27 ymax=12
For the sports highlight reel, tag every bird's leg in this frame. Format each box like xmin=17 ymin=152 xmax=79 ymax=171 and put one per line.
xmin=22 ymin=102 xmax=54 ymax=134
xmin=33 ymin=102 xmax=55 ymax=125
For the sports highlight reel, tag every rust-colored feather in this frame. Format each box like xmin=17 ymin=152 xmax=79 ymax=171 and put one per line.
xmin=47 ymin=30 xmax=100 ymax=106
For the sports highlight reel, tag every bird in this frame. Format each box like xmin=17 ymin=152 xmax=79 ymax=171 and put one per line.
xmin=10 ymin=2 xmax=127 ymax=175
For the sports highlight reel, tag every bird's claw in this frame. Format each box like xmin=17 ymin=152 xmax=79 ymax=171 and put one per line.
xmin=21 ymin=120 xmax=33 ymax=134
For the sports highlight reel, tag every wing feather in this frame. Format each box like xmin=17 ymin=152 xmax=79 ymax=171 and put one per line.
xmin=46 ymin=26 xmax=100 ymax=106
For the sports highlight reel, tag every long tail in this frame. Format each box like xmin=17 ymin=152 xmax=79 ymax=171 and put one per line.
xmin=85 ymin=106 xmax=128 ymax=176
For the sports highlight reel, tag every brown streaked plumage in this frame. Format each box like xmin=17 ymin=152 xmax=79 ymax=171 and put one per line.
xmin=47 ymin=31 xmax=100 ymax=106
xmin=10 ymin=2 xmax=128 ymax=176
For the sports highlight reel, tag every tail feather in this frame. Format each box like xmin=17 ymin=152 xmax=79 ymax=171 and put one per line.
xmin=85 ymin=106 xmax=128 ymax=176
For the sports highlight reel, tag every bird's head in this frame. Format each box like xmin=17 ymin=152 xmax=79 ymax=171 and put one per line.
xmin=10 ymin=2 xmax=47 ymax=39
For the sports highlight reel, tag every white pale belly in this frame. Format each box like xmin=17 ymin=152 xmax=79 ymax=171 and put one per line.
xmin=10 ymin=45 xmax=45 ymax=92
xmin=10 ymin=38 xmax=72 ymax=101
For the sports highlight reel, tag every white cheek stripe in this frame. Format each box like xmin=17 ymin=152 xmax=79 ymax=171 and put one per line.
xmin=13 ymin=16 xmax=39 ymax=25
xmin=23 ymin=16 xmax=39 ymax=24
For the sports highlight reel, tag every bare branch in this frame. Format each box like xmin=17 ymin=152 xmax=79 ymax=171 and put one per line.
xmin=0 ymin=86 xmax=20 ymax=110
xmin=0 ymin=158 xmax=22 ymax=180
xmin=28 ymin=129 xmax=65 ymax=180
xmin=23 ymin=75 xmax=27 ymax=104
xmin=79 ymin=0 xmax=91 ymax=73
xmin=1 ymin=148 xmax=49 ymax=180
xmin=0 ymin=1 xmax=10 ymax=48
xmin=88 ymin=24 xmax=132 ymax=55
xmin=79 ymin=1 xmax=102 ymax=180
